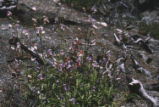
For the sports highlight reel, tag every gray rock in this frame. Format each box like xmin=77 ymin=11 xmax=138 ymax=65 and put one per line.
xmin=0 ymin=0 xmax=17 ymax=11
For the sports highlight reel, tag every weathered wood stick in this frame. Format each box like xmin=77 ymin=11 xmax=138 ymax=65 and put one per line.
xmin=9 ymin=37 xmax=44 ymax=65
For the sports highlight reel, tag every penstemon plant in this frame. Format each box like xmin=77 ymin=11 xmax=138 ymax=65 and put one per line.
xmin=21 ymin=37 xmax=117 ymax=106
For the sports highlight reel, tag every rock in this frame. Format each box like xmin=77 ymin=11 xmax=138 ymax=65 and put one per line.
xmin=0 ymin=0 xmax=17 ymax=11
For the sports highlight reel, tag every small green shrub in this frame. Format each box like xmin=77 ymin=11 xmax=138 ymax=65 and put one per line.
xmin=138 ymin=22 xmax=159 ymax=39
xmin=125 ymin=93 xmax=139 ymax=102
xmin=60 ymin=0 xmax=97 ymax=12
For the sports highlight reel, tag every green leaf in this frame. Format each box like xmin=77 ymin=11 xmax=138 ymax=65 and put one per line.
xmin=76 ymin=79 xmax=81 ymax=88
xmin=52 ymin=83 xmax=56 ymax=89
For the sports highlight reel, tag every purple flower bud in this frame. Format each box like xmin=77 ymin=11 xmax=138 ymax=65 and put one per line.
xmin=38 ymin=74 xmax=43 ymax=80
xmin=59 ymin=63 xmax=63 ymax=71
xmin=92 ymin=86 xmax=96 ymax=92
xmin=88 ymin=15 xmax=96 ymax=23
xmin=36 ymin=26 xmax=44 ymax=35
xmin=56 ymin=80 xmax=59 ymax=83
xmin=69 ymin=98 xmax=75 ymax=104
xmin=60 ymin=24 xmax=65 ymax=31
xmin=62 ymin=103 xmax=65 ymax=107
xmin=16 ymin=42 xmax=21 ymax=50
xmin=43 ymin=16 xmax=49 ymax=24
xmin=86 ymin=56 xmax=92 ymax=62
xmin=55 ymin=17 xmax=59 ymax=23
xmin=92 ymin=60 xmax=98 ymax=67
xmin=63 ymin=84 xmax=69 ymax=91
xmin=48 ymin=49 xmax=53 ymax=56
xmin=36 ymin=66 xmax=40 ymax=70
xmin=22 ymin=30 xmax=30 ymax=38
xmin=30 ymin=86 xmax=35 ymax=91
xmin=7 ymin=11 xmax=12 ymax=17
xmin=36 ymin=70 xmax=40 ymax=73
xmin=52 ymin=58 xmax=57 ymax=68
xmin=37 ymin=90 xmax=40 ymax=94
xmin=60 ymin=50 xmax=64 ymax=55
xmin=91 ymin=6 xmax=97 ymax=13
xmin=66 ymin=62 xmax=71 ymax=69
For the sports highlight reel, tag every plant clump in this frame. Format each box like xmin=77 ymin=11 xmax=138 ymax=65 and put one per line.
xmin=11 ymin=36 xmax=120 ymax=106
xmin=138 ymin=22 xmax=159 ymax=39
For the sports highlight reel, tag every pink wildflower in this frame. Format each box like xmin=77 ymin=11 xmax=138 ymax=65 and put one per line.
xmin=7 ymin=11 xmax=12 ymax=17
